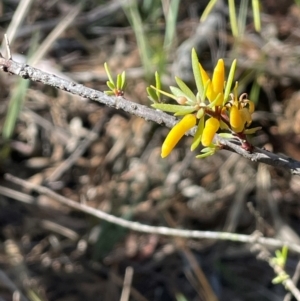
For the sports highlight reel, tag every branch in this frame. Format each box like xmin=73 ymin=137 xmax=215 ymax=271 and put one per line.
xmin=0 ymin=53 xmax=300 ymax=174
xmin=4 ymin=173 xmax=300 ymax=254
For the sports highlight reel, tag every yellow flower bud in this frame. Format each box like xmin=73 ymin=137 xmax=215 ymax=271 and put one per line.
xmin=161 ymin=114 xmax=197 ymax=158
xmin=212 ymin=59 xmax=225 ymax=96
xmin=201 ymin=117 xmax=220 ymax=147
xmin=230 ymin=105 xmax=244 ymax=132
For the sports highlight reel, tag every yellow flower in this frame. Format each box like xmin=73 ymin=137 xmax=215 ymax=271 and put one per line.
xmin=199 ymin=59 xmax=224 ymax=106
xmin=230 ymin=105 xmax=244 ymax=133
xmin=201 ymin=117 xmax=220 ymax=147
xmin=161 ymin=114 xmax=197 ymax=158
xmin=228 ymin=88 xmax=255 ymax=133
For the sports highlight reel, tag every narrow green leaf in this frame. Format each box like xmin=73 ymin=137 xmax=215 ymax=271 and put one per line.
xmin=243 ymin=126 xmax=261 ymax=134
xmin=282 ymin=246 xmax=288 ymax=263
xmin=196 ymin=150 xmax=214 ymax=159
xmin=150 ymin=85 xmax=177 ymax=101
xmin=169 ymin=86 xmax=194 ymax=104
xmin=201 ymin=147 xmax=213 ymax=153
xmin=104 ymin=62 xmax=115 ymax=86
xmin=106 ymin=81 xmax=115 ymax=91
xmin=191 ymin=117 xmax=204 ymax=151
xmin=152 ymin=103 xmax=193 ymax=113
xmin=147 ymin=87 xmax=159 ymax=102
xmin=192 ymin=48 xmax=204 ymax=96
xmin=218 ymin=133 xmax=234 ymax=139
xmin=155 ymin=71 xmax=161 ymax=99
xmin=224 ymin=59 xmax=237 ymax=103
xmin=104 ymin=90 xmax=115 ymax=96
xmin=121 ymin=71 xmax=126 ymax=89
xmin=116 ymin=74 xmax=122 ymax=90
xmin=175 ymin=77 xmax=196 ymax=102
xmin=174 ymin=107 xmax=196 ymax=116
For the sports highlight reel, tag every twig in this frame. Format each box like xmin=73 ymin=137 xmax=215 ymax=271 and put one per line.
xmin=254 ymin=244 xmax=300 ymax=301
xmin=0 ymin=46 xmax=300 ymax=174
xmin=284 ymin=261 xmax=300 ymax=301
xmin=4 ymin=173 xmax=300 ymax=254
xmin=120 ymin=267 xmax=134 ymax=301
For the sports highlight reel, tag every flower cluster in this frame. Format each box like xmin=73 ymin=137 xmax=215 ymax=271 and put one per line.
xmin=147 ymin=49 xmax=261 ymax=158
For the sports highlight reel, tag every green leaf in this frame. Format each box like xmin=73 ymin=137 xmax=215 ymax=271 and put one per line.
xmin=196 ymin=150 xmax=214 ymax=159
xmin=106 ymin=81 xmax=115 ymax=91
xmin=201 ymin=147 xmax=213 ymax=153
xmin=147 ymin=87 xmax=159 ymax=102
xmin=218 ymin=133 xmax=234 ymax=139
xmin=191 ymin=117 xmax=204 ymax=151
xmin=175 ymin=77 xmax=196 ymax=102
xmin=116 ymin=73 xmax=122 ymax=90
xmin=174 ymin=107 xmax=196 ymax=116
xmin=104 ymin=90 xmax=115 ymax=96
xmin=244 ymin=126 xmax=261 ymax=134
xmin=104 ymin=62 xmax=115 ymax=85
xmin=281 ymin=246 xmax=288 ymax=264
xmin=155 ymin=71 xmax=161 ymax=99
xmin=192 ymin=48 xmax=204 ymax=97
xmin=150 ymin=85 xmax=177 ymax=101
xmin=169 ymin=86 xmax=194 ymax=104
xmin=224 ymin=59 xmax=237 ymax=103
xmin=152 ymin=103 xmax=192 ymax=113
xmin=121 ymin=71 xmax=126 ymax=88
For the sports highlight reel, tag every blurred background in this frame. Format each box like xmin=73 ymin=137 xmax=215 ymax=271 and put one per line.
xmin=0 ymin=0 xmax=300 ymax=300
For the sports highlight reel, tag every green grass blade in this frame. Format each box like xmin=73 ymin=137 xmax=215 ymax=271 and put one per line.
xmin=200 ymin=0 xmax=218 ymax=22
xmin=252 ymin=0 xmax=261 ymax=32
xmin=2 ymin=78 xmax=29 ymax=139
xmin=123 ymin=1 xmax=152 ymax=78
xmin=228 ymin=0 xmax=239 ymax=37
xmin=238 ymin=0 xmax=248 ymax=38
xmin=163 ymin=0 xmax=180 ymax=50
